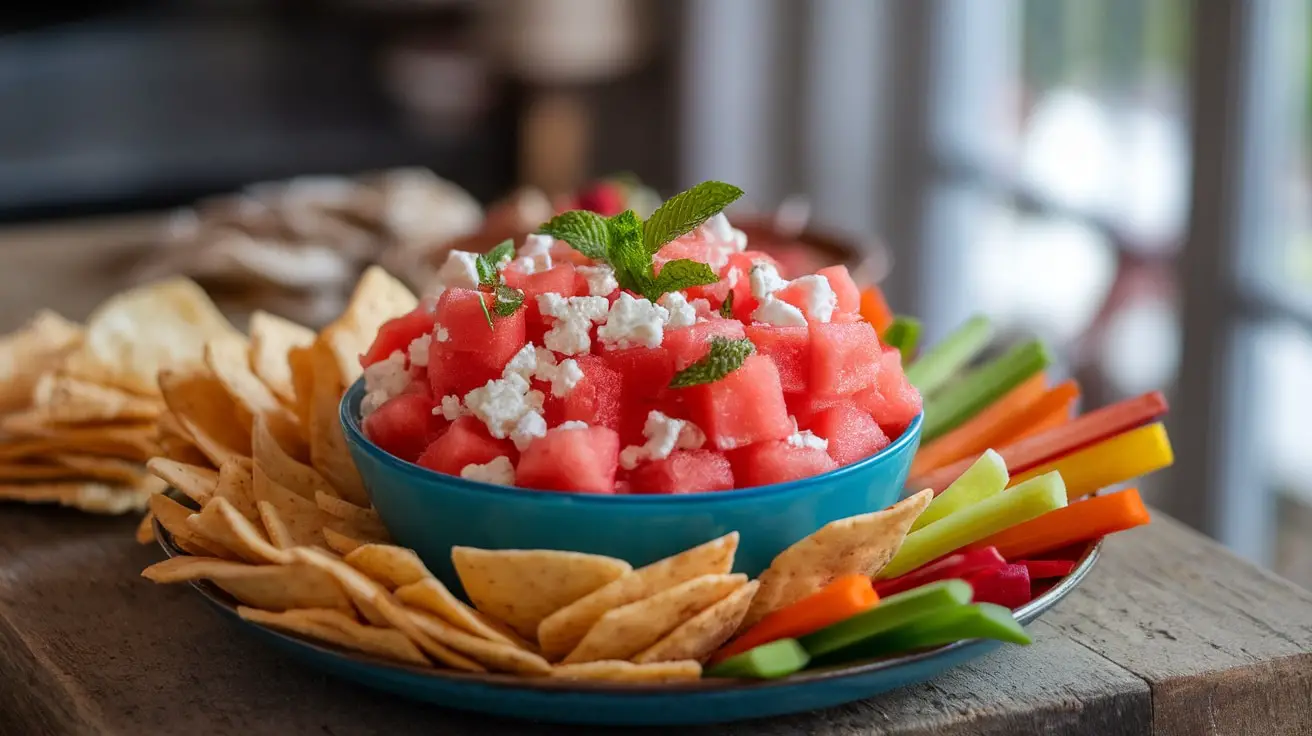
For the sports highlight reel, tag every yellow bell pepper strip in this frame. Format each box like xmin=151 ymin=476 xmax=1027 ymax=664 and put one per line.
xmin=1008 ymin=423 xmax=1173 ymax=500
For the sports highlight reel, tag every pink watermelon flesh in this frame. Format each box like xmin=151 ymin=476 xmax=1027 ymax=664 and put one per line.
xmin=502 ymin=264 xmax=579 ymax=344
xmin=809 ymin=321 xmax=882 ymax=397
xmin=721 ymin=251 xmax=784 ymax=321
xmin=745 ymin=324 xmax=810 ymax=393
xmin=687 ymin=354 xmax=793 ymax=451
xmin=542 ymin=354 xmax=623 ymax=432
xmin=817 ymin=265 xmax=861 ymax=315
xmin=730 ymin=440 xmax=839 ymax=488
xmin=516 ymin=426 xmax=620 ymax=493
xmin=602 ymin=346 xmax=675 ymax=405
xmin=416 ymin=416 xmax=515 ymax=476
xmin=361 ymin=306 xmax=438 ymax=368
xmin=427 ymin=289 xmax=526 ymax=398
xmin=664 ymin=319 xmax=747 ymax=370
xmin=809 ymin=401 xmax=891 ymax=465
xmin=854 ymin=347 xmax=923 ymax=438
xmin=629 ymin=450 xmax=734 ymax=494
xmin=363 ymin=393 xmax=445 ymax=463
xmin=785 ymin=392 xmax=847 ymax=427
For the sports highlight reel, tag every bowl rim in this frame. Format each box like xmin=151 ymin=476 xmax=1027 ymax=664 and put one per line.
xmin=340 ymin=378 xmax=923 ymax=505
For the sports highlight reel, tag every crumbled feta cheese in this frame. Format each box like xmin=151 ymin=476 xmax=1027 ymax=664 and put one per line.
xmin=752 ymin=296 xmax=808 ymax=326
xmin=577 ymin=265 xmax=619 ymax=297
xmin=434 ymin=324 xmax=450 ymax=342
xmin=407 ymin=334 xmax=432 ymax=368
xmin=557 ymin=420 xmax=590 ymax=431
xmin=547 ymin=358 xmax=585 ymax=397
xmin=786 ymin=416 xmax=829 ymax=451
xmin=659 ymin=292 xmax=698 ymax=329
xmin=749 ymin=262 xmax=789 ymax=300
xmin=787 ymin=274 xmax=837 ymax=323
xmin=502 ymin=343 xmax=538 ymax=380
xmin=538 ymin=294 xmax=610 ymax=355
xmin=435 ymin=250 xmax=481 ymax=289
xmin=618 ymin=411 xmax=706 ymax=470
xmin=512 ymin=234 xmax=555 ymax=275
xmin=511 ymin=254 xmax=552 ymax=275
xmin=704 ymin=213 xmax=749 ymax=252
xmin=437 ymin=394 xmax=465 ymax=421
xmin=460 ymin=456 xmax=515 ymax=485
xmin=510 ymin=411 xmax=547 ymax=451
xmin=463 ymin=373 xmax=539 ymax=440
xmin=360 ymin=351 xmax=410 ymax=419
xmin=597 ymin=293 xmax=669 ymax=349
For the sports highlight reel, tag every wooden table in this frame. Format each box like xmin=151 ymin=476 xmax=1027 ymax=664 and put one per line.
xmin=0 ymin=507 xmax=1308 ymax=736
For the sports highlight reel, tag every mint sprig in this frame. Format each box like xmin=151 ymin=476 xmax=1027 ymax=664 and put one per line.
xmin=475 ymin=239 xmax=524 ymax=328
xmin=493 ymin=284 xmax=524 ymax=316
xmin=669 ymin=337 xmax=756 ymax=389
xmin=541 ymin=181 xmax=742 ymax=302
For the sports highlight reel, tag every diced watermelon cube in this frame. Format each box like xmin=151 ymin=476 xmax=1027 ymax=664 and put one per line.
xmin=502 ymin=264 xmax=579 ymax=344
xmin=817 ymin=265 xmax=861 ymax=315
xmin=402 ymin=376 xmax=433 ymax=401
xmin=810 ymin=321 xmax=882 ymax=397
xmin=542 ymin=354 xmax=623 ymax=432
xmin=516 ymin=426 xmax=620 ymax=493
xmin=808 ymin=401 xmax=891 ymax=465
xmin=428 ymin=289 xmax=527 ymax=398
xmin=362 ymin=393 xmax=445 ymax=463
xmin=629 ymin=450 xmax=734 ymax=494
xmin=854 ymin=347 xmax=923 ymax=438
xmin=427 ymin=345 xmax=502 ymax=403
xmin=550 ymin=239 xmax=595 ymax=266
xmin=664 ymin=320 xmax=747 ymax=370
xmin=686 ymin=355 xmax=793 ymax=451
xmin=602 ymin=346 xmax=675 ymax=404
xmin=744 ymin=324 xmax=810 ymax=393
xmin=416 ymin=416 xmax=514 ymax=475
xmin=653 ymin=233 xmax=718 ymax=272
xmin=784 ymin=392 xmax=846 ymax=427
xmin=720 ymin=251 xmax=784 ymax=321
xmin=729 ymin=440 xmax=839 ymax=488
xmin=360 ymin=306 xmax=438 ymax=368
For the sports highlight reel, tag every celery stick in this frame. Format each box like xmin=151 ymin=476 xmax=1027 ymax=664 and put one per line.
xmin=883 ymin=317 xmax=922 ymax=364
xmin=877 ymin=471 xmax=1067 ymax=579
xmin=911 ymin=449 xmax=1009 ymax=531
xmin=904 ymin=315 xmax=993 ymax=395
xmin=798 ymin=580 xmax=973 ymax=657
xmin=814 ymin=603 xmax=1029 ymax=665
xmin=705 ymin=638 xmax=810 ymax=679
xmin=921 ymin=340 xmax=1051 ymax=442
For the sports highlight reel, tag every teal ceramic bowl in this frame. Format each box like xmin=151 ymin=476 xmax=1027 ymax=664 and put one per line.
xmin=341 ymin=380 xmax=923 ymax=588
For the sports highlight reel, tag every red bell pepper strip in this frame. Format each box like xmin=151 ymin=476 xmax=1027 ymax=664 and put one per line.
xmin=873 ymin=547 xmax=1006 ymax=599
xmin=1018 ymin=559 xmax=1077 ymax=580
xmin=965 ymin=564 xmax=1032 ymax=609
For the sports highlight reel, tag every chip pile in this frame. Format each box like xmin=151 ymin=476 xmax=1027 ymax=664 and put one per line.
xmin=143 ymin=488 xmax=932 ymax=683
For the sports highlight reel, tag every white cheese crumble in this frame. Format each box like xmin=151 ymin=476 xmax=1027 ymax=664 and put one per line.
xmin=597 ymin=293 xmax=669 ymax=349
xmin=538 ymin=294 xmax=610 ymax=355
xmin=545 ymin=357 xmax=585 ymax=397
xmin=752 ymin=296 xmax=808 ymax=326
xmin=748 ymin=264 xmax=835 ymax=324
xmin=659 ymin=292 xmax=698 ymax=329
xmin=434 ymin=324 xmax=450 ymax=342
xmin=787 ymin=274 xmax=837 ymax=323
xmin=618 ymin=411 xmax=707 ymax=470
xmin=786 ymin=417 xmax=829 ymax=451
xmin=434 ymin=250 xmax=482 ymax=290
xmin=576 ymin=264 xmax=619 ymax=297
xmin=511 ymin=233 xmax=554 ymax=275
xmin=749 ymin=262 xmax=789 ymax=300
xmin=460 ymin=456 xmax=515 ymax=485
xmin=407 ymin=334 xmax=432 ymax=368
xmin=557 ymin=420 xmax=590 ymax=431
xmin=704 ymin=213 xmax=748 ymax=252
xmin=437 ymin=394 xmax=466 ymax=421
xmin=502 ymin=343 xmax=539 ymax=380
xmin=511 ymin=411 xmax=547 ymax=451
xmin=501 ymin=344 xmax=583 ymax=398
xmin=360 ymin=351 xmax=411 ymax=419
xmin=463 ymin=373 xmax=545 ymax=443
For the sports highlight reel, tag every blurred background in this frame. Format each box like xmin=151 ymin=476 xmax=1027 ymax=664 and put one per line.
xmin=0 ymin=0 xmax=1308 ymax=585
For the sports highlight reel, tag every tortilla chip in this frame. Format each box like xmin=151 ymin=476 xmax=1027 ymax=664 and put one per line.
xmin=186 ymin=497 xmax=287 ymax=564
xmin=287 ymin=345 xmax=316 ymax=436
xmin=742 ymin=490 xmax=933 ymax=629
xmin=550 ymin=660 xmax=702 ymax=683
xmin=451 ymin=547 xmax=632 ymax=642
xmin=211 ymin=458 xmax=260 ymax=524
xmin=149 ymin=493 xmax=231 ymax=557
xmin=252 ymin=415 xmax=329 ymax=500
xmin=403 ymin=607 xmax=550 ymax=675
xmin=537 ymin=532 xmax=739 ymax=661
xmin=50 ymin=454 xmax=148 ymax=486
xmin=159 ymin=433 xmax=211 ymax=466
xmin=206 ymin=333 xmax=300 ymax=431
xmin=142 ymin=556 xmax=353 ymax=613
xmin=156 ymin=410 xmax=192 ymax=443
xmin=135 ymin=511 xmax=156 ymax=544
xmin=319 ymin=266 xmax=418 ymax=387
xmin=32 ymin=373 xmax=163 ymax=424
xmin=146 ymin=458 xmax=220 ymax=506
xmin=237 ymin=606 xmax=429 ymax=667
xmin=62 ymin=277 xmax=241 ymax=396
xmin=248 ymin=310 xmax=315 ymax=407
xmin=0 ymin=479 xmax=151 ymax=515
xmin=315 ymin=491 xmax=388 ymax=540
xmin=562 ymin=574 xmax=747 ymax=665
xmin=305 ymin=341 xmax=368 ymax=505
xmin=256 ymin=500 xmax=296 ymax=549
xmin=322 ymin=526 xmax=366 ymax=555
xmin=251 ymin=463 xmax=336 ymax=548
xmin=369 ymin=594 xmax=484 ymax=672
xmin=343 ymin=544 xmax=430 ymax=590
xmin=394 ymin=578 xmax=531 ymax=650
xmin=0 ymin=462 xmax=81 ymax=482
xmin=0 ymin=421 xmax=157 ymax=462
xmin=158 ymin=369 xmax=251 ymax=467
xmin=634 ymin=580 xmax=759 ymax=664
xmin=0 ymin=310 xmax=83 ymax=413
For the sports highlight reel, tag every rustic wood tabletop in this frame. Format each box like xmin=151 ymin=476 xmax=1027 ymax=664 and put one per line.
xmin=0 ymin=506 xmax=1308 ymax=736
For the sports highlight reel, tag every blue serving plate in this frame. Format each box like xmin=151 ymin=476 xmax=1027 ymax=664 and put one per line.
xmin=153 ymin=514 xmax=1099 ymax=726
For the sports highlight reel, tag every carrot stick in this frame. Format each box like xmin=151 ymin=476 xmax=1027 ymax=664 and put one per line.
xmin=1009 ymin=422 xmax=1173 ymax=500
xmin=980 ymin=379 xmax=1081 ymax=450
xmin=860 ymin=286 xmax=894 ymax=336
xmin=909 ymin=373 xmax=1049 ymax=478
xmin=709 ymin=574 xmax=878 ymax=665
xmin=908 ymin=391 xmax=1169 ymax=494
xmin=967 ymin=487 xmax=1150 ymax=559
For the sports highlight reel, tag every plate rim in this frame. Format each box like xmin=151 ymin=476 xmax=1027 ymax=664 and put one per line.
xmin=152 ymin=498 xmax=1101 ymax=696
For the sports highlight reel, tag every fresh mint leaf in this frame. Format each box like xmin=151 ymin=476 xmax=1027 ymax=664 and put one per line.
xmin=538 ymin=211 xmax=610 ymax=261
xmin=650 ymin=259 xmax=719 ymax=301
xmin=493 ymin=284 xmax=525 ymax=317
xmin=604 ymin=209 xmax=653 ymax=296
xmin=478 ymin=294 xmax=494 ymax=329
xmin=475 ymin=239 xmax=515 ymax=286
xmin=669 ymin=337 xmax=756 ymax=389
xmin=719 ymin=289 xmax=735 ymax=318
xmin=642 ymin=181 xmax=744 ymax=255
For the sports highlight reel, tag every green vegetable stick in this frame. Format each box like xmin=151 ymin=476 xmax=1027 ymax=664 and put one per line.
xmin=705 ymin=638 xmax=810 ymax=679
xmin=878 ymin=471 xmax=1067 ymax=580
xmin=883 ymin=317 xmax=922 ymax=364
xmin=904 ymin=315 xmax=993 ymax=395
xmin=921 ymin=340 xmax=1051 ymax=442
xmin=911 ymin=449 xmax=1009 ymax=531
xmin=813 ymin=603 xmax=1029 ymax=666
xmin=798 ymin=580 xmax=973 ymax=658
